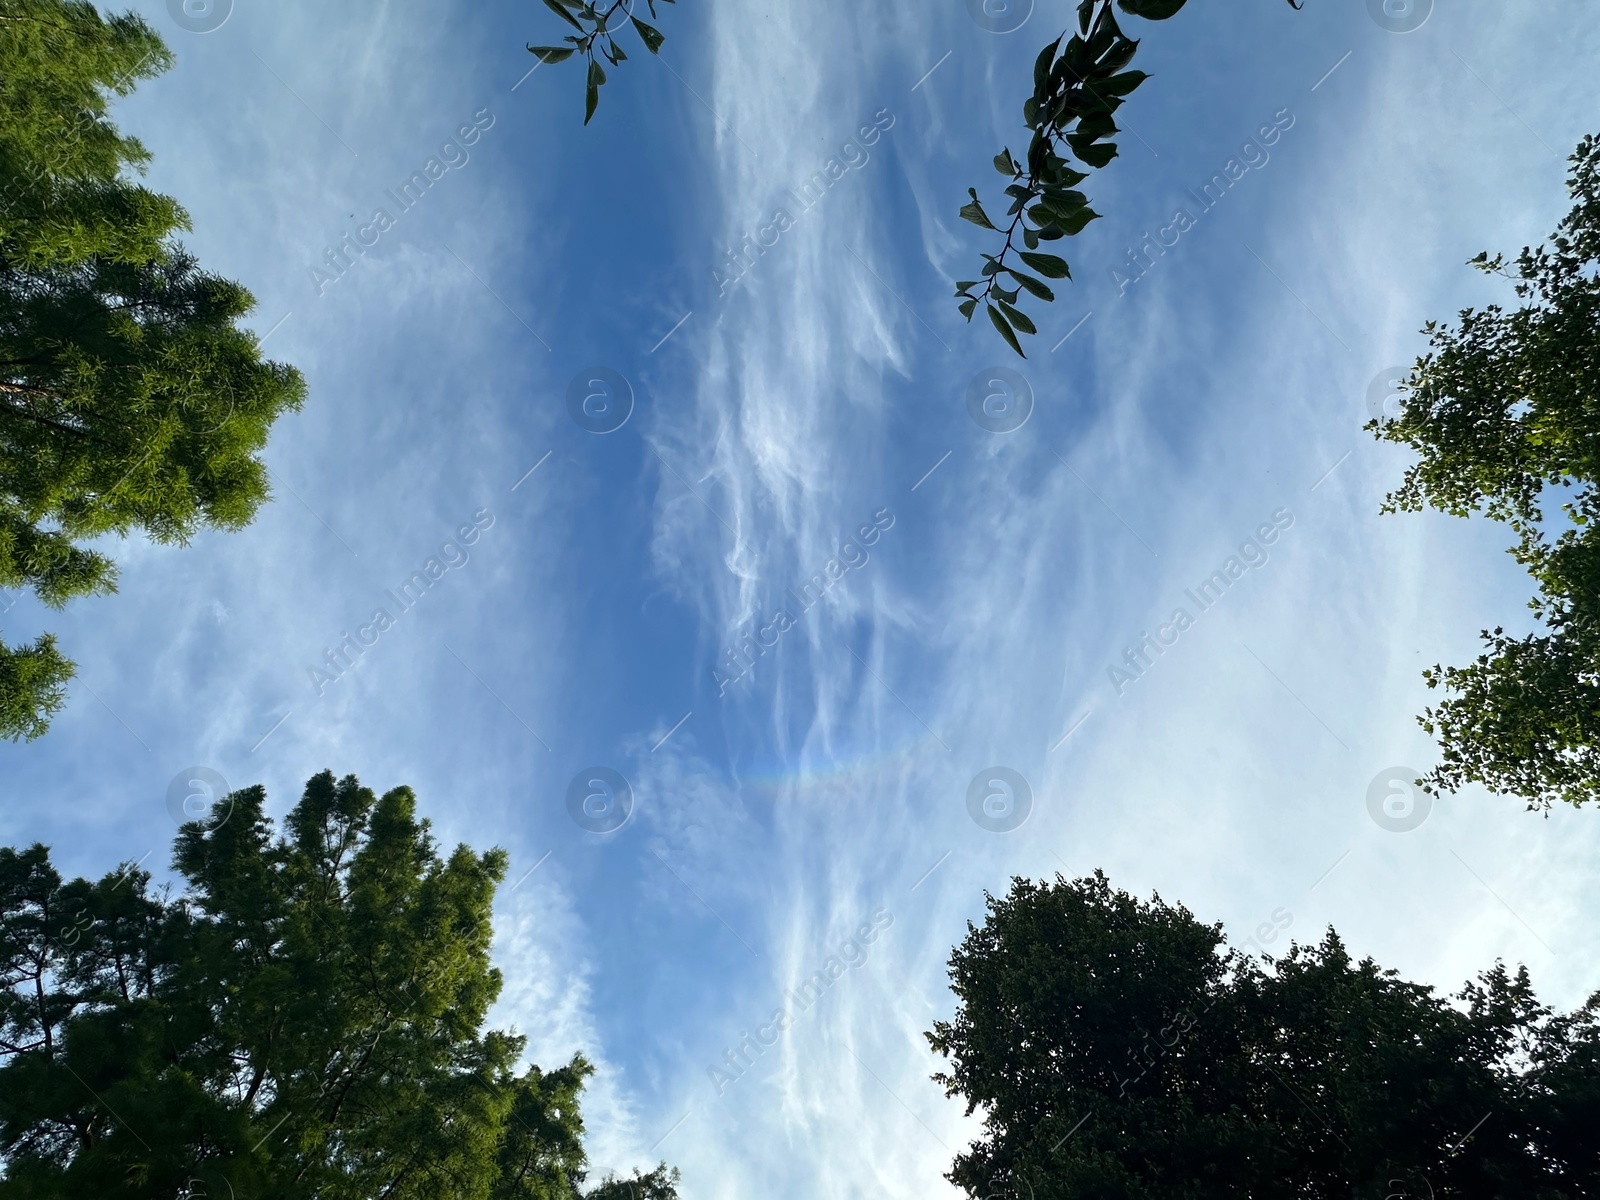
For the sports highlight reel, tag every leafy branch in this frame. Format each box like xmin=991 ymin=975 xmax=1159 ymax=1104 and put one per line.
xmin=529 ymin=0 xmax=674 ymax=124
xmin=957 ymin=0 xmax=1304 ymax=357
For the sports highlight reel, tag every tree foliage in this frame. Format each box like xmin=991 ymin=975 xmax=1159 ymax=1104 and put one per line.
xmin=929 ymin=872 xmax=1599 ymax=1200
xmin=528 ymin=0 xmax=674 ymax=124
xmin=958 ymin=0 xmax=1304 ymax=356
xmin=0 ymin=771 xmax=679 ymax=1200
xmin=1374 ymin=133 xmax=1600 ymax=812
xmin=0 ymin=0 xmax=306 ymax=741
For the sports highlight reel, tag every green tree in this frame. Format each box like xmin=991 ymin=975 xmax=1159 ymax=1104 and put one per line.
xmin=1374 ymin=133 xmax=1600 ymax=812
xmin=928 ymin=872 xmax=1598 ymax=1199
xmin=0 ymin=0 xmax=306 ymax=741
xmin=0 ymin=771 xmax=680 ymax=1200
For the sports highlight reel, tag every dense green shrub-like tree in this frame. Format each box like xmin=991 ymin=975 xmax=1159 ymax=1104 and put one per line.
xmin=1375 ymin=133 xmax=1600 ymax=813
xmin=0 ymin=0 xmax=306 ymax=741
xmin=929 ymin=872 xmax=1599 ymax=1200
xmin=0 ymin=771 xmax=679 ymax=1200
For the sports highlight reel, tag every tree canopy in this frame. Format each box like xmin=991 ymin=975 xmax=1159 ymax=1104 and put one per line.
xmin=1376 ymin=133 xmax=1600 ymax=812
xmin=0 ymin=0 xmax=306 ymax=741
xmin=928 ymin=872 xmax=1599 ymax=1200
xmin=0 ymin=770 xmax=679 ymax=1200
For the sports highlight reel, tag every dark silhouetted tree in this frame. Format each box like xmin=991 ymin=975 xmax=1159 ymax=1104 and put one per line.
xmin=929 ymin=872 xmax=1598 ymax=1199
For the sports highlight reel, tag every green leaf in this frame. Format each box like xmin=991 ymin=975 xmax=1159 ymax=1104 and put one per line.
xmin=1098 ymin=38 xmax=1140 ymax=75
xmin=1034 ymin=201 xmax=1099 ymax=236
xmin=988 ymin=304 xmax=1026 ymax=358
xmin=955 ymin=281 xmax=979 ymax=293
xmin=1019 ymin=251 xmax=1072 ymax=279
xmin=528 ymin=45 xmax=577 ymax=63
xmin=1040 ymin=188 xmax=1090 ymax=214
xmin=1041 ymin=159 xmax=1090 ymax=189
xmin=1075 ymin=140 xmax=1119 ymax=169
xmin=543 ymin=0 xmax=585 ymax=31
xmin=960 ymin=189 xmax=997 ymax=231
xmin=994 ymin=148 xmax=1017 ymax=176
xmin=1117 ymin=0 xmax=1189 ymax=19
xmin=958 ymin=297 xmax=978 ymax=321
xmin=992 ymin=285 xmax=1021 ymax=305
xmin=1090 ymin=3 xmax=1127 ymax=47
xmin=1033 ymin=37 xmax=1062 ymax=93
xmin=1007 ymin=269 xmax=1055 ymax=302
xmin=584 ymin=58 xmax=604 ymax=124
xmin=1100 ymin=68 xmax=1150 ymax=96
xmin=998 ymin=299 xmax=1037 ymax=336
xmin=631 ymin=16 xmax=666 ymax=53
xmin=1074 ymin=111 xmax=1119 ymax=141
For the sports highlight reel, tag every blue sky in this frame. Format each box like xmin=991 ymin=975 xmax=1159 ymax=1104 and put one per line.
xmin=4 ymin=0 xmax=1600 ymax=1195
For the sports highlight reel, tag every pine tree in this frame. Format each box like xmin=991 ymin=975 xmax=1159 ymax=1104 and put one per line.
xmin=0 ymin=771 xmax=680 ymax=1200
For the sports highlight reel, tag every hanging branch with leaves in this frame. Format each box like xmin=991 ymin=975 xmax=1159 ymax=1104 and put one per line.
xmin=529 ymin=0 xmax=674 ymax=124
xmin=957 ymin=0 xmax=1303 ymax=357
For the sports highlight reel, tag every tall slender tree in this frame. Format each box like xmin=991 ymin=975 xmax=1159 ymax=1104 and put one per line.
xmin=0 ymin=0 xmax=306 ymax=740
xmin=0 ymin=771 xmax=680 ymax=1200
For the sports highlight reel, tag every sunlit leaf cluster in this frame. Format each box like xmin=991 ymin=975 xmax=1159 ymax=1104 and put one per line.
xmin=1376 ymin=133 xmax=1600 ymax=811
